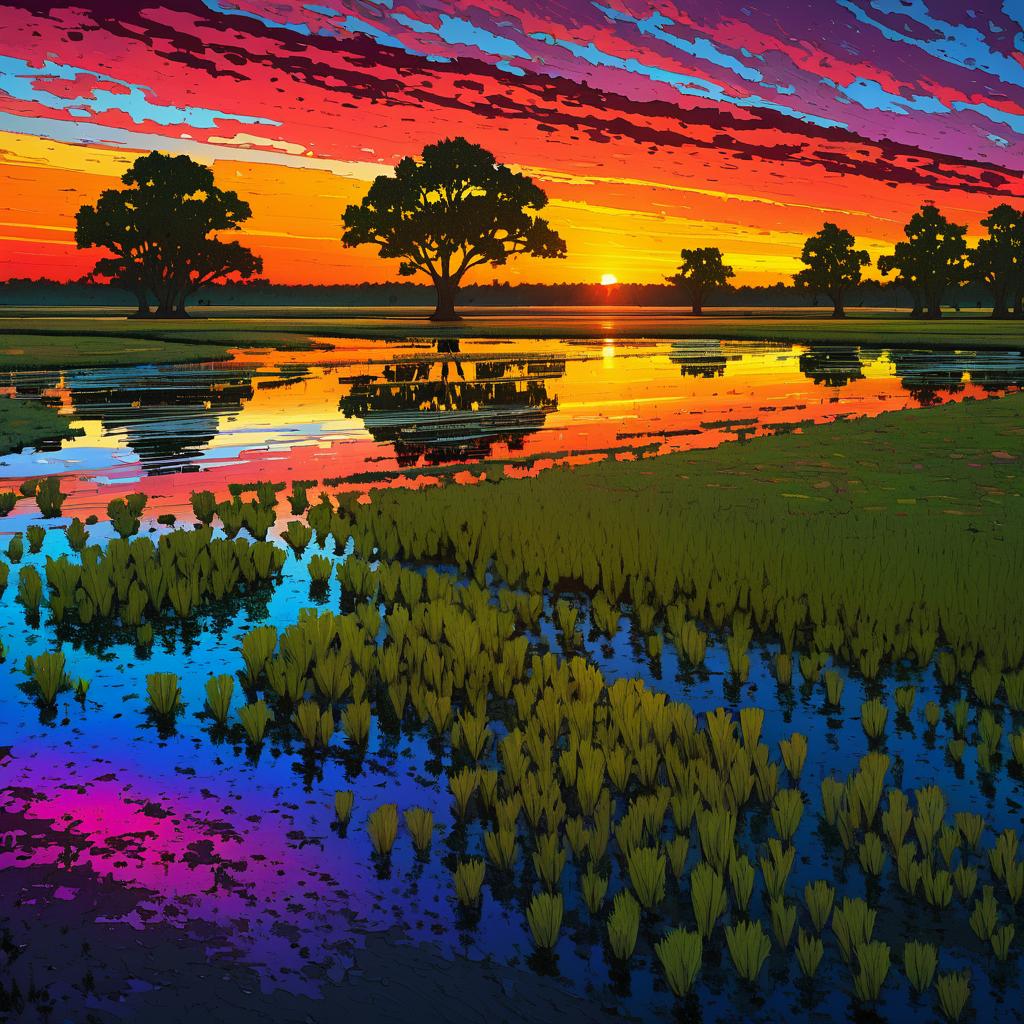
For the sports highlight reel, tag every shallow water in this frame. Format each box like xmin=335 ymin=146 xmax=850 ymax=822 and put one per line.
xmin=1 ymin=517 xmax=1022 ymax=1022
xmin=2 ymin=338 xmax=1022 ymax=518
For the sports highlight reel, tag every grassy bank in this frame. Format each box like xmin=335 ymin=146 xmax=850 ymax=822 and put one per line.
xmin=0 ymin=396 xmax=83 ymax=455
xmin=0 ymin=309 xmax=1021 ymax=370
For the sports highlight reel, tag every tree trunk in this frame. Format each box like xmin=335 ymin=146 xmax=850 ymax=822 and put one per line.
xmin=131 ymin=293 xmax=150 ymax=318
xmin=691 ymin=301 xmax=702 ymax=316
xmin=430 ymin=278 xmax=461 ymax=322
xmin=1012 ymin=292 xmax=1023 ymax=318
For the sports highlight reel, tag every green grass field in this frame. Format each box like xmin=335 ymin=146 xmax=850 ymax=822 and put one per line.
xmin=0 ymin=308 xmax=1020 ymax=369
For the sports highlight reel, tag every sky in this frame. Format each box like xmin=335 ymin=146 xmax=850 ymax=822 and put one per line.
xmin=1 ymin=1 xmax=1023 ymax=286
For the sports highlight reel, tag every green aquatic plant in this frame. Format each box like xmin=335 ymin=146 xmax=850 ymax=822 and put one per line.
xmin=146 ymin=673 xmax=181 ymax=717
xmin=449 ymin=766 xmax=479 ymax=819
xmin=341 ymin=699 xmax=372 ymax=746
xmin=824 ymin=670 xmax=844 ymax=706
xmin=35 ymin=477 xmax=66 ymax=518
xmin=690 ymin=862 xmax=727 ymax=937
xmin=853 ymin=940 xmax=890 ymax=1003
xmin=952 ymin=864 xmax=977 ymax=902
xmin=607 ymin=890 xmax=641 ymax=961
xmin=832 ymin=897 xmax=876 ymax=964
xmin=17 ymin=565 xmax=43 ymax=614
xmin=804 ymin=880 xmax=834 ymax=932
xmin=453 ymin=858 xmax=486 ymax=907
xmin=627 ymin=845 xmax=666 ymax=909
xmin=772 ymin=788 xmax=804 ymax=843
xmin=894 ymin=685 xmax=916 ymax=715
xmin=29 ymin=651 xmax=69 ymax=704
xmin=858 ymin=833 xmax=886 ymax=876
xmin=914 ymin=785 xmax=947 ymax=857
xmin=860 ymin=698 xmax=888 ymax=740
xmin=485 ymin=827 xmax=519 ymax=871
xmin=770 ymin=897 xmax=796 ymax=948
xmin=204 ymin=674 xmax=234 ymax=725
xmin=779 ymin=733 xmax=807 ymax=781
xmin=795 ymin=929 xmax=824 ymax=978
xmin=774 ymin=652 xmax=793 ymax=687
xmin=533 ymin=832 xmax=567 ymax=891
xmin=239 ymin=700 xmax=272 ymax=745
xmin=0 ymin=491 xmax=16 ymax=516
xmin=882 ymin=790 xmax=913 ymax=853
xmin=334 ymin=790 xmax=354 ymax=827
xmin=970 ymin=663 xmax=1000 ymax=706
xmin=655 ymin=928 xmax=702 ymax=997
xmin=107 ymin=495 xmax=145 ymax=538
xmin=728 ymin=852 xmax=755 ymax=913
xmin=903 ymin=940 xmax=937 ymax=994
xmin=580 ymin=866 xmax=608 ymax=915
xmin=292 ymin=700 xmax=333 ymax=749
xmin=969 ymin=886 xmax=998 ymax=941
xmin=991 ymin=923 xmax=1014 ymax=962
xmin=920 ymin=863 xmax=953 ymax=908
xmin=367 ymin=803 xmax=399 ymax=856
xmin=526 ymin=892 xmax=563 ymax=950
xmin=65 ymin=518 xmax=88 ymax=552
xmin=26 ymin=525 xmax=45 ymax=553
xmin=190 ymin=490 xmax=217 ymax=525
xmin=760 ymin=838 xmax=795 ymax=901
xmin=307 ymin=554 xmax=333 ymax=583
xmin=935 ymin=970 xmax=970 ymax=1022
xmin=725 ymin=919 xmax=770 ymax=983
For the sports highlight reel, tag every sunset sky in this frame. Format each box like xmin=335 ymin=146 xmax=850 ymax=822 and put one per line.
xmin=1 ymin=1 xmax=1023 ymax=286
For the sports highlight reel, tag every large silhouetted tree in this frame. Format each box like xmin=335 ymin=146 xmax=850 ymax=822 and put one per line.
xmin=341 ymin=137 xmax=566 ymax=321
xmin=969 ymin=204 xmax=1024 ymax=319
xmin=668 ymin=248 xmax=734 ymax=315
xmin=793 ymin=223 xmax=870 ymax=318
xmin=878 ymin=205 xmax=967 ymax=319
xmin=75 ymin=151 xmax=261 ymax=317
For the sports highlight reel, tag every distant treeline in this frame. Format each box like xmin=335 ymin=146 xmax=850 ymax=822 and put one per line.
xmin=0 ymin=276 xmax=996 ymax=309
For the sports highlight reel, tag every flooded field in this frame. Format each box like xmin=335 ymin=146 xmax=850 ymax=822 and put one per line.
xmin=1 ymin=340 xmax=1022 ymax=1023
xmin=1 ymin=337 xmax=1022 ymax=518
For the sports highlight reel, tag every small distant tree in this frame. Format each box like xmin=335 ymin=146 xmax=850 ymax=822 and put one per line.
xmin=668 ymin=248 xmax=734 ymax=315
xmin=878 ymin=205 xmax=967 ymax=319
xmin=792 ymin=223 xmax=870 ymax=318
xmin=342 ymin=137 xmax=566 ymax=321
xmin=968 ymin=204 xmax=1024 ymax=319
xmin=75 ymin=151 xmax=261 ymax=317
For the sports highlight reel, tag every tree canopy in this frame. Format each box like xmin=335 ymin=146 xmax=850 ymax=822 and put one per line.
xmin=968 ymin=204 xmax=1024 ymax=319
xmin=668 ymin=248 xmax=734 ymax=315
xmin=342 ymin=137 xmax=566 ymax=321
xmin=792 ymin=223 xmax=870 ymax=318
xmin=878 ymin=204 xmax=967 ymax=318
xmin=75 ymin=151 xmax=261 ymax=316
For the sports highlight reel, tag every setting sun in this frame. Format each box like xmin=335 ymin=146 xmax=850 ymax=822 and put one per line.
xmin=600 ymin=273 xmax=618 ymax=286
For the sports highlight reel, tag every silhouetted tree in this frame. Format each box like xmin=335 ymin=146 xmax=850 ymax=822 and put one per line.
xmin=968 ymin=204 xmax=1024 ymax=319
xmin=75 ymin=151 xmax=261 ymax=317
xmin=793 ymin=223 xmax=870 ymax=318
xmin=878 ymin=205 xmax=967 ymax=319
xmin=341 ymin=137 xmax=566 ymax=321
xmin=668 ymin=248 xmax=734 ymax=315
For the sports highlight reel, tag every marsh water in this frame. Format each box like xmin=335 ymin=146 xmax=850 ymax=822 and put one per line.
xmin=2 ymin=337 xmax=1023 ymax=516
xmin=2 ymin=338 xmax=1024 ymax=1022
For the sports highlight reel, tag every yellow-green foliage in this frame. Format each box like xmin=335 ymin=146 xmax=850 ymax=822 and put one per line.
xmin=205 ymin=674 xmax=234 ymax=725
xmin=453 ymin=858 xmax=486 ymax=906
xmin=903 ymin=941 xmax=937 ymax=993
xmin=853 ymin=940 xmax=890 ymax=1003
xmin=935 ymin=970 xmax=971 ymax=1022
xmin=832 ymin=898 xmax=876 ymax=964
xmin=655 ymin=929 xmax=702 ymax=997
xmin=146 ymin=672 xmax=181 ymax=716
xmin=626 ymin=845 xmax=665 ymax=909
xmin=690 ymin=862 xmax=727 ymax=937
xmin=795 ymin=929 xmax=823 ymax=978
xmin=404 ymin=807 xmax=433 ymax=855
xmin=367 ymin=803 xmax=399 ymax=856
xmin=606 ymin=890 xmax=641 ymax=961
xmin=29 ymin=651 xmax=69 ymax=705
xmin=334 ymin=790 xmax=354 ymax=826
xmin=239 ymin=700 xmax=272 ymax=744
xmin=525 ymin=892 xmax=563 ymax=950
xmin=804 ymin=880 xmax=834 ymax=932
xmin=725 ymin=920 xmax=770 ymax=983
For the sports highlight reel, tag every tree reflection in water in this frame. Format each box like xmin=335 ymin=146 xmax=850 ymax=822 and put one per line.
xmin=339 ymin=339 xmax=566 ymax=466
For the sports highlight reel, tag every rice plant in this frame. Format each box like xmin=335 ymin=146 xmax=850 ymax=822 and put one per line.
xmin=772 ymin=788 xmax=804 ymax=843
xmin=991 ymin=923 xmax=1014 ymax=962
xmin=654 ymin=928 xmax=702 ymax=997
xmin=204 ymin=674 xmax=234 ymax=725
xmin=626 ymin=845 xmax=665 ymax=909
xmin=35 ymin=477 xmax=66 ymax=518
xmin=239 ymin=700 xmax=272 ymax=745
xmin=832 ymin=897 xmax=876 ymax=964
xmin=690 ymin=862 xmax=727 ymax=937
xmin=323 ymin=786 xmax=353 ymax=829
xmin=26 ymin=525 xmax=45 ymax=553
xmin=308 ymin=555 xmax=333 ymax=583
xmin=725 ymin=920 xmax=770 ymax=983
xmin=853 ymin=940 xmax=890 ymax=1003
xmin=580 ymin=866 xmax=608 ymax=915
xmin=341 ymin=699 xmax=372 ymax=746
xmin=935 ymin=970 xmax=970 ymax=1022
xmin=127 ymin=635 xmax=169 ymax=687
xmin=804 ymin=880 xmax=834 ymax=932
xmin=728 ymin=852 xmax=754 ymax=912
xmin=367 ymin=803 xmax=399 ymax=856
xmin=858 ymin=833 xmax=886 ymax=876
xmin=894 ymin=685 xmax=917 ymax=715
xmin=860 ymin=698 xmax=888 ymax=740
xmin=453 ymin=858 xmax=485 ymax=907
xmin=903 ymin=940 xmax=937 ymax=993
xmin=292 ymin=700 xmax=333 ymax=749
xmin=532 ymin=832 xmax=567 ymax=891
xmin=795 ymin=929 xmax=823 ymax=978
xmin=0 ymin=491 xmax=16 ymax=516
xmin=770 ymin=897 xmax=796 ymax=949
xmin=779 ymin=733 xmax=807 ymax=781
xmin=29 ymin=651 xmax=69 ymax=704
xmin=525 ymin=892 xmax=563 ymax=950
xmin=17 ymin=565 xmax=43 ymax=614
xmin=824 ymin=670 xmax=844 ymax=706
xmin=606 ymin=890 xmax=641 ymax=961
xmin=190 ymin=490 xmax=217 ymax=525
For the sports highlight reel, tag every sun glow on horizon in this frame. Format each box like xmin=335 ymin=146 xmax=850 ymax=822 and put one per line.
xmin=600 ymin=273 xmax=618 ymax=286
